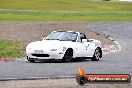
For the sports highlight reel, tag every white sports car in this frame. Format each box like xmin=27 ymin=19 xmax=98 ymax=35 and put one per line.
xmin=26 ymin=31 xmax=102 ymax=62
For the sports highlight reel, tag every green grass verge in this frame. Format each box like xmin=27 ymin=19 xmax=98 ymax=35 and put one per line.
xmin=0 ymin=40 xmax=24 ymax=58
xmin=0 ymin=10 xmax=132 ymax=22
xmin=0 ymin=0 xmax=132 ymax=12
xmin=0 ymin=0 xmax=132 ymax=22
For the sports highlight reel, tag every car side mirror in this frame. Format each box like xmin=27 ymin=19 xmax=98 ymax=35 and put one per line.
xmin=43 ymin=37 xmax=47 ymax=40
xmin=82 ymin=39 xmax=87 ymax=43
xmin=88 ymin=39 xmax=94 ymax=42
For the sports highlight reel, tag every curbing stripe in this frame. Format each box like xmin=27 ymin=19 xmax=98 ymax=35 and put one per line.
xmin=89 ymin=29 xmax=122 ymax=54
xmin=107 ymin=36 xmax=122 ymax=52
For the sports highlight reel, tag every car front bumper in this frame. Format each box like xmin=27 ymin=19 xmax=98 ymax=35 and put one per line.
xmin=26 ymin=50 xmax=64 ymax=60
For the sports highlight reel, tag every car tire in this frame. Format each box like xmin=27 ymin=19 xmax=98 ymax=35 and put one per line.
xmin=91 ymin=48 xmax=101 ymax=61
xmin=62 ymin=49 xmax=73 ymax=62
xmin=27 ymin=56 xmax=35 ymax=63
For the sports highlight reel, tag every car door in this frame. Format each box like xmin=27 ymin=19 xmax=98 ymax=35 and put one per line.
xmin=78 ymin=33 xmax=95 ymax=57
xmin=82 ymin=42 xmax=95 ymax=57
xmin=73 ymin=33 xmax=88 ymax=57
xmin=74 ymin=42 xmax=87 ymax=57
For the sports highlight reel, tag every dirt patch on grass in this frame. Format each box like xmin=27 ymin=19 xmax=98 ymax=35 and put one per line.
xmin=0 ymin=22 xmax=114 ymax=47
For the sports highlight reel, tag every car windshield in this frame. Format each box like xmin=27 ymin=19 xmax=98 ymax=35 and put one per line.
xmin=46 ymin=31 xmax=77 ymax=42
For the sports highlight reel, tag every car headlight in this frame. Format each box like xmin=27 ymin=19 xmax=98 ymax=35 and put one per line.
xmin=50 ymin=49 xmax=57 ymax=51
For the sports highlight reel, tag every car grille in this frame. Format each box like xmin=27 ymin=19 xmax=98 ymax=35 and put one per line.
xmin=32 ymin=54 xmax=49 ymax=57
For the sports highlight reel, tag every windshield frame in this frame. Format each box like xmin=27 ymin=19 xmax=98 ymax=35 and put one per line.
xmin=46 ymin=31 xmax=78 ymax=42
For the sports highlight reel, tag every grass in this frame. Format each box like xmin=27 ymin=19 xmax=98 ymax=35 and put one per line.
xmin=0 ymin=0 xmax=132 ymax=22
xmin=0 ymin=40 xmax=24 ymax=58
xmin=0 ymin=10 xmax=132 ymax=22
xmin=0 ymin=0 xmax=132 ymax=12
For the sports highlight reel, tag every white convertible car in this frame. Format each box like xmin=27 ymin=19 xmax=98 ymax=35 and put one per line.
xmin=26 ymin=31 xmax=102 ymax=62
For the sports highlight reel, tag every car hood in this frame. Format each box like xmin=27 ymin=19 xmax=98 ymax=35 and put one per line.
xmin=26 ymin=40 xmax=69 ymax=50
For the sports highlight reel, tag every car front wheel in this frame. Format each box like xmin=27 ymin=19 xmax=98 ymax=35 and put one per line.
xmin=62 ymin=49 xmax=73 ymax=62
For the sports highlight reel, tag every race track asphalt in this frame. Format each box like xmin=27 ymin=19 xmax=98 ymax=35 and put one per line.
xmin=0 ymin=22 xmax=132 ymax=80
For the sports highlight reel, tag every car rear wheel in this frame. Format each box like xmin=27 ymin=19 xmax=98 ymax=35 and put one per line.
xmin=62 ymin=49 xmax=73 ymax=62
xmin=27 ymin=56 xmax=35 ymax=63
xmin=91 ymin=48 xmax=101 ymax=61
